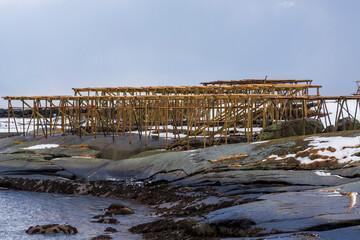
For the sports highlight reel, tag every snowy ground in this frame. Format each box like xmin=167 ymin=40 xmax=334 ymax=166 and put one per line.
xmin=266 ymin=135 xmax=360 ymax=165
xmin=129 ymin=126 xmax=263 ymax=139
xmin=0 ymin=118 xmax=32 ymax=133
xmin=0 ymin=117 xmax=263 ymax=139
xmin=0 ymin=118 xmax=64 ymax=133
xmin=21 ymin=144 xmax=60 ymax=150
xmin=314 ymin=100 xmax=360 ymax=127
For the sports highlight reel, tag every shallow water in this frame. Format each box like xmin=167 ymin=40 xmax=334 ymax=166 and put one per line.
xmin=0 ymin=190 xmax=156 ymax=239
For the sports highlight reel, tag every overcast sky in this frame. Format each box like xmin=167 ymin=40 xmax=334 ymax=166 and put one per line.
xmin=1 ymin=0 xmax=359 ymax=107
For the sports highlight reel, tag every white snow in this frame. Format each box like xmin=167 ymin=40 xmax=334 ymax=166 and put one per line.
xmin=327 ymin=192 xmax=343 ymax=197
xmin=251 ymin=140 xmax=269 ymax=145
xmin=349 ymin=192 xmax=358 ymax=210
xmin=314 ymin=100 xmax=360 ymax=128
xmin=314 ymin=171 xmax=344 ymax=178
xmin=126 ymin=125 xmax=264 ymax=140
xmin=0 ymin=117 xmax=68 ymax=133
xmin=264 ymin=136 xmax=360 ymax=165
xmin=22 ymin=144 xmax=59 ymax=150
xmin=314 ymin=171 xmax=331 ymax=176
xmin=265 ymin=154 xmax=296 ymax=161
xmin=0 ymin=118 xmax=32 ymax=133
xmin=298 ymin=136 xmax=360 ymax=164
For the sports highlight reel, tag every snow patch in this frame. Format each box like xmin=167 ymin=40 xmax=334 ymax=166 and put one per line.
xmin=265 ymin=136 xmax=360 ymax=165
xmin=22 ymin=144 xmax=59 ymax=150
xmin=251 ymin=141 xmax=269 ymax=145
xmin=314 ymin=171 xmax=331 ymax=176
xmin=349 ymin=192 xmax=358 ymax=211
xmin=299 ymin=136 xmax=360 ymax=164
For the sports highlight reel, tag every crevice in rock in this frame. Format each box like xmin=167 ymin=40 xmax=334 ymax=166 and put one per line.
xmin=302 ymin=219 xmax=360 ymax=231
xmin=241 ymin=180 xmax=295 ymax=186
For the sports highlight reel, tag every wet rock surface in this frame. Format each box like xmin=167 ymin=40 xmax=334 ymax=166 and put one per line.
xmin=92 ymin=218 xmax=120 ymax=224
xmin=3 ymin=132 xmax=360 ymax=239
xmin=104 ymin=227 xmax=117 ymax=232
xmin=106 ymin=203 xmax=135 ymax=215
xmin=91 ymin=234 xmax=113 ymax=240
xmin=26 ymin=224 xmax=78 ymax=234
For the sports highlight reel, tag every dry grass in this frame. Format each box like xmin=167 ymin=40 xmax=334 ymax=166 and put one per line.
xmin=56 ymin=144 xmax=89 ymax=151
xmin=73 ymin=155 xmax=96 ymax=159
xmin=210 ymin=154 xmax=248 ymax=163
xmin=342 ymin=144 xmax=360 ymax=150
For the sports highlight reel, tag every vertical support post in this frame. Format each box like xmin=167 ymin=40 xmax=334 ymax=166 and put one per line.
xmin=302 ymin=99 xmax=306 ymax=135
xmin=36 ymin=100 xmax=39 ymax=135
xmin=246 ymin=98 xmax=250 ymax=142
xmin=22 ymin=101 xmax=25 ymax=136
xmin=129 ymin=104 xmax=132 ymax=144
xmin=204 ymin=99 xmax=206 ymax=148
xmin=187 ymin=99 xmax=190 ymax=150
xmin=106 ymin=100 xmax=109 ymax=137
xmin=166 ymin=98 xmax=169 ymax=149
xmin=45 ymin=99 xmax=47 ymax=139
xmin=225 ymin=98 xmax=228 ymax=145
xmin=91 ymin=99 xmax=94 ymax=135
xmin=145 ymin=99 xmax=148 ymax=146
xmin=249 ymin=98 xmax=253 ymax=141
xmin=50 ymin=100 xmax=53 ymax=136
xmin=262 ymin=100 xmax=266 ymax=130
xmin=112 ymin=100 xmax=115 ymax=141
xmin=78 ymin=99 xmax=82 ymax=138
xmin=7 ymin=100 xmax=10 ymax=138
xmin=94 ymin=100 xmax=97 ymax=139
xmin=33 ymin=100 xmax=36 ymax=138
xmin=122 ymin=99 xmax=126 ymax=135
xmin=207 ymin=98 xmax=211 ymax=146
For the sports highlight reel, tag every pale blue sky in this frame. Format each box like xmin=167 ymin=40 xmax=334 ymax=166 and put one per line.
xmin=0 ymin=0 xmax=359 ymax=107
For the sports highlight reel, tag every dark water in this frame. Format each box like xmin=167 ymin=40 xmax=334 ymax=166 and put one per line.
xmin=0 ymin=190 xmax=156 ymax=239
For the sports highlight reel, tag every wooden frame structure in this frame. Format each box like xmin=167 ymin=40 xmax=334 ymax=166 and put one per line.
xmin=356 ymin=81 xmax=360 ymax=95
xmin=72 ymin=83 xmax=321 ymax=97
xmin=4 ymin=79 xmax=360 ymax=149
xmin=200 ymin=79 xmax=313 ymax=85
xmin=4 ymin=93 xmax=360 ymax=149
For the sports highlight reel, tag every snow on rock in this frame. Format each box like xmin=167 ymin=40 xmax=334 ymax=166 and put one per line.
xmin=314 ymin=171 xmax=332 ymax=176
xmin=298 ymin=136 xmax=360 ymax=164
xmin=264 ymin=136 xmax=360 ymax=165
xmin=251 ymin=140 xmax=269 ymax=145
xmin=314 ymin=170 xmax=343 ymax=178
xmin=22 ymin=144 xmax=59 ymax=150
xmin=347 ymin=192 xmax=358 ymax=213
xmin=264 ymin=154 xmax=296 ymax=161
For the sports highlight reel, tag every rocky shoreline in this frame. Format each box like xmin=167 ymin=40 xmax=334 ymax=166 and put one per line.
xmin=2 ymin=132 xmax=360 ymax=239
xmin=0 ymin=176 xmax=262 ymax=239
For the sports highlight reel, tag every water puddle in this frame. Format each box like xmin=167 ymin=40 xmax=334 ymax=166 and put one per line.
xmin=0 ymin=190 xmax=156 ymax=239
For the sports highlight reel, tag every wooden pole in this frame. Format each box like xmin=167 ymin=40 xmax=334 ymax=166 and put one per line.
xmin=22 ymin=101 xmax=25 ymax=136
xmin=45 ymin=99 xmax=47 ymax=139
xmin=7 ymin=100 xmax=10 ymax=137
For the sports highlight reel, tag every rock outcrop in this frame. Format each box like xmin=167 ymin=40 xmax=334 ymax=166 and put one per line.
xmin=104 ymin=227 xmax=117 ymax=232
xmin=336 ymin=117 xmax=360 ymax=131
xmin=257 ymin=118 xmax=324 ymax=140
xmin=92 ymin=218 xmax=119 ymax=224
xmin=106 ymin=203 xmax=135 ymax=215
xmin=91 ymin=235 xmax=113 ymax=240
xmin=26 ymin=224 xmax=78 ymax=234
xmin=4 ymin=130 xmax=360 ymax=239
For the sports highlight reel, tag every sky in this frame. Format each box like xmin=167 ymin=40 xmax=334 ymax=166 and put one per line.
xmin=0 ymin=0 xmax=360 ymax=107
